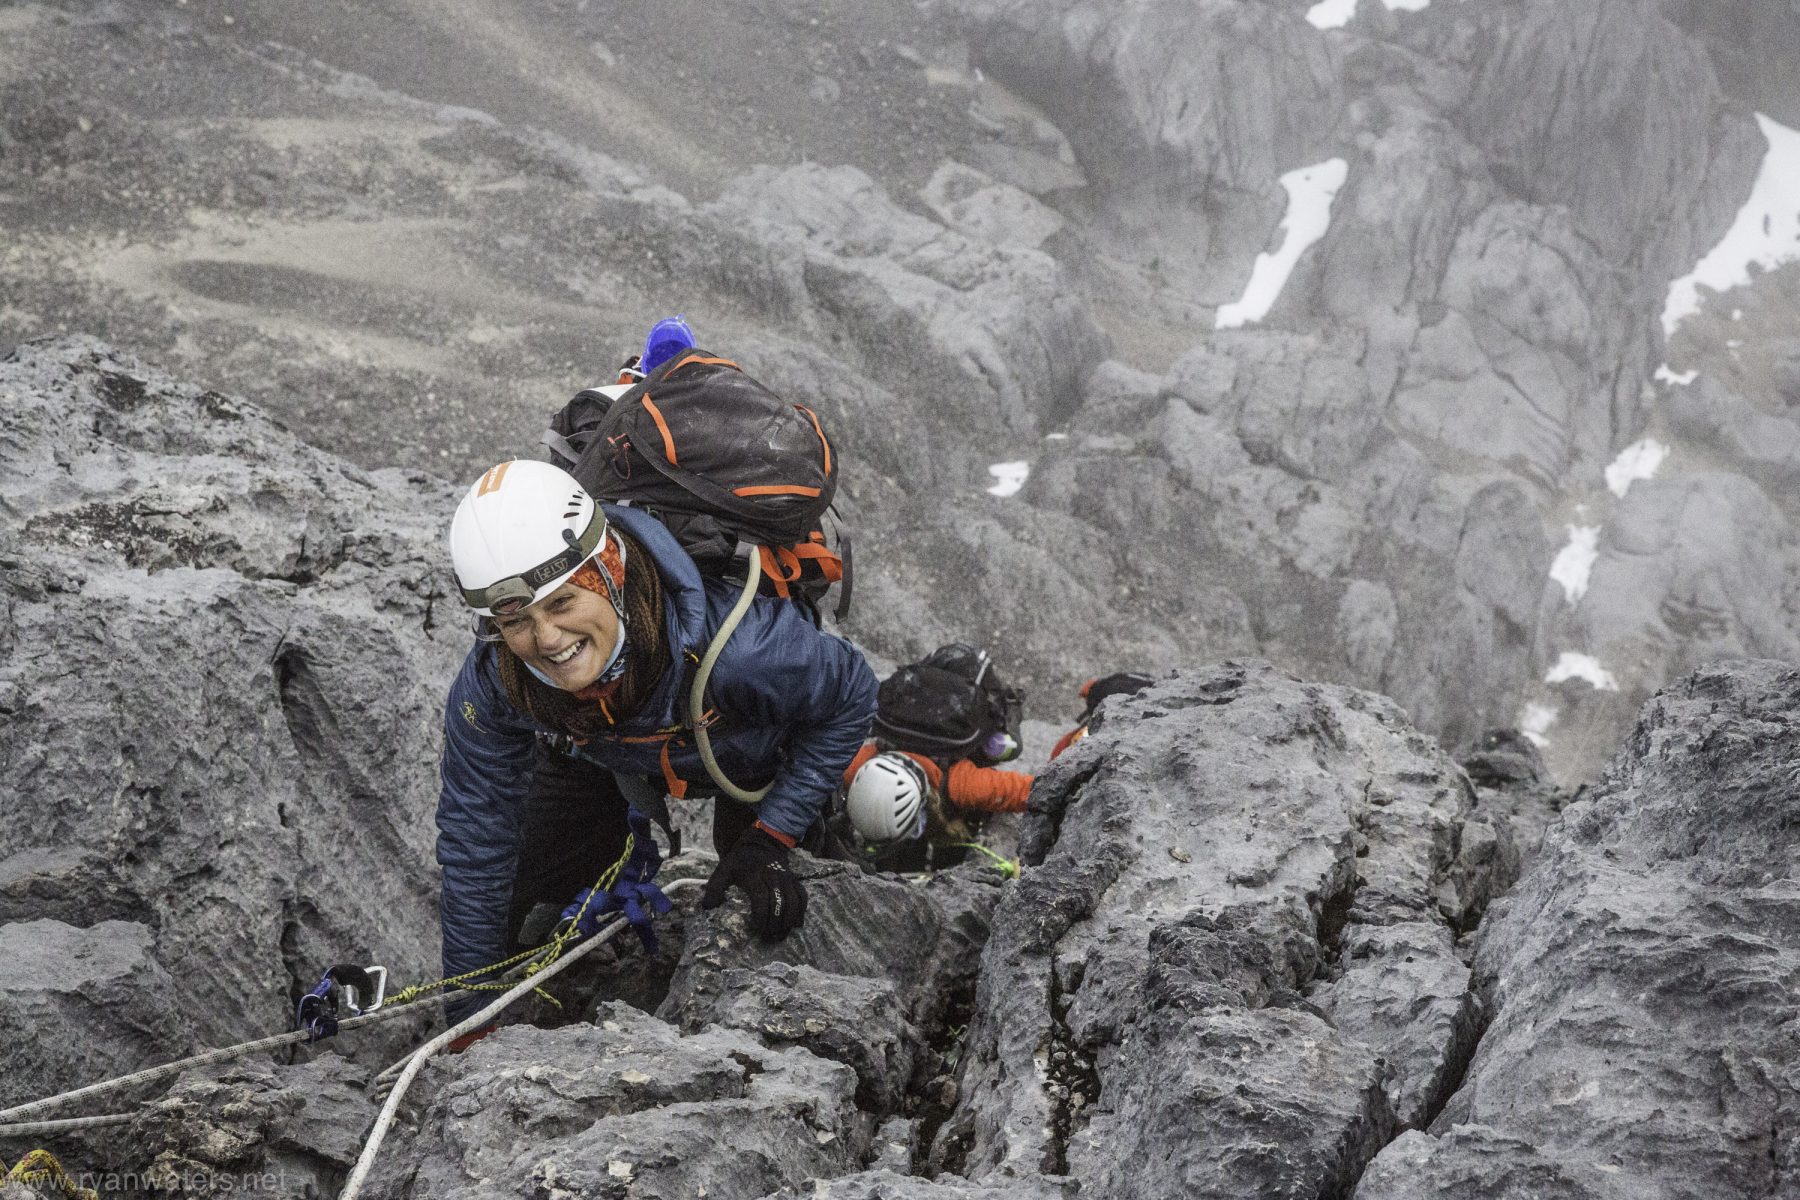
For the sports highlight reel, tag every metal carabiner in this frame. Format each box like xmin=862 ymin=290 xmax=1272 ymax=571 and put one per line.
xmin=337 ymin=965 xmax=388 ymax=1015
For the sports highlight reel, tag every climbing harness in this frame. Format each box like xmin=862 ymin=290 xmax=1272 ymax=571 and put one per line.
xmin=2 ymin=1150 xmax=101 ymax=1200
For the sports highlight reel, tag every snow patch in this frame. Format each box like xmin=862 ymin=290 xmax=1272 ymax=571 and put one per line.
xmin=1520 ymin=702 xmax=1558 ymax=749
xmin=1550 ymin=525 xmax=1601 ymax=604
xmin=1605 ymin=438 xmax=1670 ymax=498
xmin=1662 ymin=114 xmax=1800 ymax=337
xmin=1305 ymin=0 xmax=1358 ymax=28
xmin=1216 ymin=158 xmax=1349 ymax=330
xmin=1546 ymin=653 xmax=1620 ymax=692
xmin=987 ymin=461 xmax=1030 ymax=497
xmin=1306 ymin=0 xmax=1428 ymax=27
xmin=1653 ymin=364 xmax=1699 ymax=387
xmin=1044 ymin=432 xmax=1069 ymax=441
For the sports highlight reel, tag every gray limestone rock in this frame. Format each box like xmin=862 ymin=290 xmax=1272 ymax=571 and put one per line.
xmin=934 ymin=661 xmax=1516 ymax=1197
xmin=369 ymin=1004 xmax=863 ymax=1200
xmin=765 ymin=1168 xmax=1070 ymax=1199
xmin=660 ymin=859 xmax=1001 ymax=1118
xmin=1355 ymin=1127 xmax=1604 ymax=1200
xmin=700 ymin=162 xmax=1109 ymax=449
xmin=940 ymin=0 xmax=1345 ymax=197
xmin=1459 ymin=729 xmax=1565 ymax=861
xmin=920 ymin=162 xmax=1066 ymax=251
xmin=1358 ymin=659 xmax=1800 ymax=1197
xmin=0 ymin=920 xmax=186 ymax=1110
xmin=126 ymin=1056 xmax=375 ymax=1198
xmin=0 ymin=337 xmax=452 ymax=1096
xmin=1457 ymin=0 xmax=1763 ymax=288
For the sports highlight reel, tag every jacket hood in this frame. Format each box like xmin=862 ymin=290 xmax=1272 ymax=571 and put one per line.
xmin=605 ymin=502 xmax=711 ymax=667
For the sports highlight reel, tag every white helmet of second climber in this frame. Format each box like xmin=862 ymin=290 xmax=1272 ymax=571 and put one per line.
xmin=450 ymin=459 xmax=608 ymax=616
xmin=845 ymin=752 xmax=930 ymax=844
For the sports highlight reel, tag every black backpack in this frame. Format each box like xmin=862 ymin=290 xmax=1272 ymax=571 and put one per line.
xmin=875 ymin=644 xmax=1023 ymax=764
xmin=540 ymin=347 xmax=851 ymax=807
xmin=1079 ymin=672 xmax=1153 ymax=719
xmin=544 ymin=348 xmax=849 ymax=618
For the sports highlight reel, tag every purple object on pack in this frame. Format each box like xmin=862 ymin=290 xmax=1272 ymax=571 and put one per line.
xmin=641 ymin=315 xmax=696 ymax=376
xmin=980 ymin=730 xmax=1020 ymax=763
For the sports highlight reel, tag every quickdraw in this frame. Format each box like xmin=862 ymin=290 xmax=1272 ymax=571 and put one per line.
xmin=295 ymin=964 xmax=389 ymax=1044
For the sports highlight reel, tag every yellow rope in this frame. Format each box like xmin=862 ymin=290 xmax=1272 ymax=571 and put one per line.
xmin=3 ymin=1150 xmax=101 ymax=1200
xmin=385 ymin=833 xmax=638 ymax=1011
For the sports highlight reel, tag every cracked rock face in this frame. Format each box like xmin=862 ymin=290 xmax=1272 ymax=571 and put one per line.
xmin=0 ymin=337 xmax=453 ymax=1106
xmin=659 ymin=859 xmax=1001 ymax=1116
xmin=932 ymin=661 xmax=1517 ymax=1197
xmin=1357 ymin=658 xmax=1800 ymax=1198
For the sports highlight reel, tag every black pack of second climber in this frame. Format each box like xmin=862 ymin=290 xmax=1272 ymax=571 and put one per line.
xmin=875 ymin=643 xmax=1023 ymax=764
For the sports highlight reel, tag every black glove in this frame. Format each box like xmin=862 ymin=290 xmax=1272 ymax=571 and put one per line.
xmin=700 ymin=827 xmax=807 ymax=942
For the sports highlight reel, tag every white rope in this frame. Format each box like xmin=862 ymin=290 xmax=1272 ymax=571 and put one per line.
xmin=0 ymin=1112 xmax=135 ymax=1139
xmin=338 ymin=876 xmax=701 ymax=1200
xmin=0 ymin=1003 xmax=428 ymax=1125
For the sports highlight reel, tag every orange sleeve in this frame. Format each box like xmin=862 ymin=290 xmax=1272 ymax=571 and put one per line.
xmin=1050 ymin=726 xmax=1081 ymax=759
xmin=842 ymin=745 xmax=945 ymax=792
xmin=944 ymin=760 xmax=1033 ymax=813
xmin=904 ymin=752 xmax=945 ymax=791
xmin=842 ymin=742 xmax=879 ymax=788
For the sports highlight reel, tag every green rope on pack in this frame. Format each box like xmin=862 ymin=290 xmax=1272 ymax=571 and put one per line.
xmin=951 ymin=842 xmax=1020 ymax=879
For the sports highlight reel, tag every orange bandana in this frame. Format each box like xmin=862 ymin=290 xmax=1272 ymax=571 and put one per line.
xmin=569 ymin=533 xmax=629 ymax=707
xmin=569 ymin=534 xmax=627 ymax=601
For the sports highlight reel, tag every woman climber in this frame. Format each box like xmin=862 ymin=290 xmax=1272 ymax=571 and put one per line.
xmin=434 ymin=457 xmax=877 ymax=1027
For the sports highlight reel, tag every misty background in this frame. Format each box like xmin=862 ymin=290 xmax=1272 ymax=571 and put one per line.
xmin=5 ymin=0 xmax=1800 ymax=783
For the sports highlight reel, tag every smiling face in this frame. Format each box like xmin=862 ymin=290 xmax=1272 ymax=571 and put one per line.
xmin=493 ymin=581 xmax=622 ymax=692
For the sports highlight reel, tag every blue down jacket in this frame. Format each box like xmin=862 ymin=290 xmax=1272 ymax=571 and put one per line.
xmin=435 ymin=505 xmax=877 ymax=995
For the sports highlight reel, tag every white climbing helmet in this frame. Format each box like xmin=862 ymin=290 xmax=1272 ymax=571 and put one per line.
xmin=450 ymin=459 xmax=608 ymax=616
xmin=846 ymin=753 xmax=930 ymax=844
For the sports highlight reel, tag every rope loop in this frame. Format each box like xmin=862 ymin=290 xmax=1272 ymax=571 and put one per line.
xmin=3 ymin=1150 xmax=102 ymax=1200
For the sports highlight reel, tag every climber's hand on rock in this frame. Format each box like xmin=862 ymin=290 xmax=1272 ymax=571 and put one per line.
xmin=700 ymin=827 xmax=806 ymax=942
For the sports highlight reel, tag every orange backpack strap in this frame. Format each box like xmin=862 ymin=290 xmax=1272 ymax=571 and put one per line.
xmin=789 ymin=535 xmax=843 ymax=583
xmin=658 ymin=739 xmax=689 ymax=800
xmin=757 ymin=545 xmax=805 ymax=599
